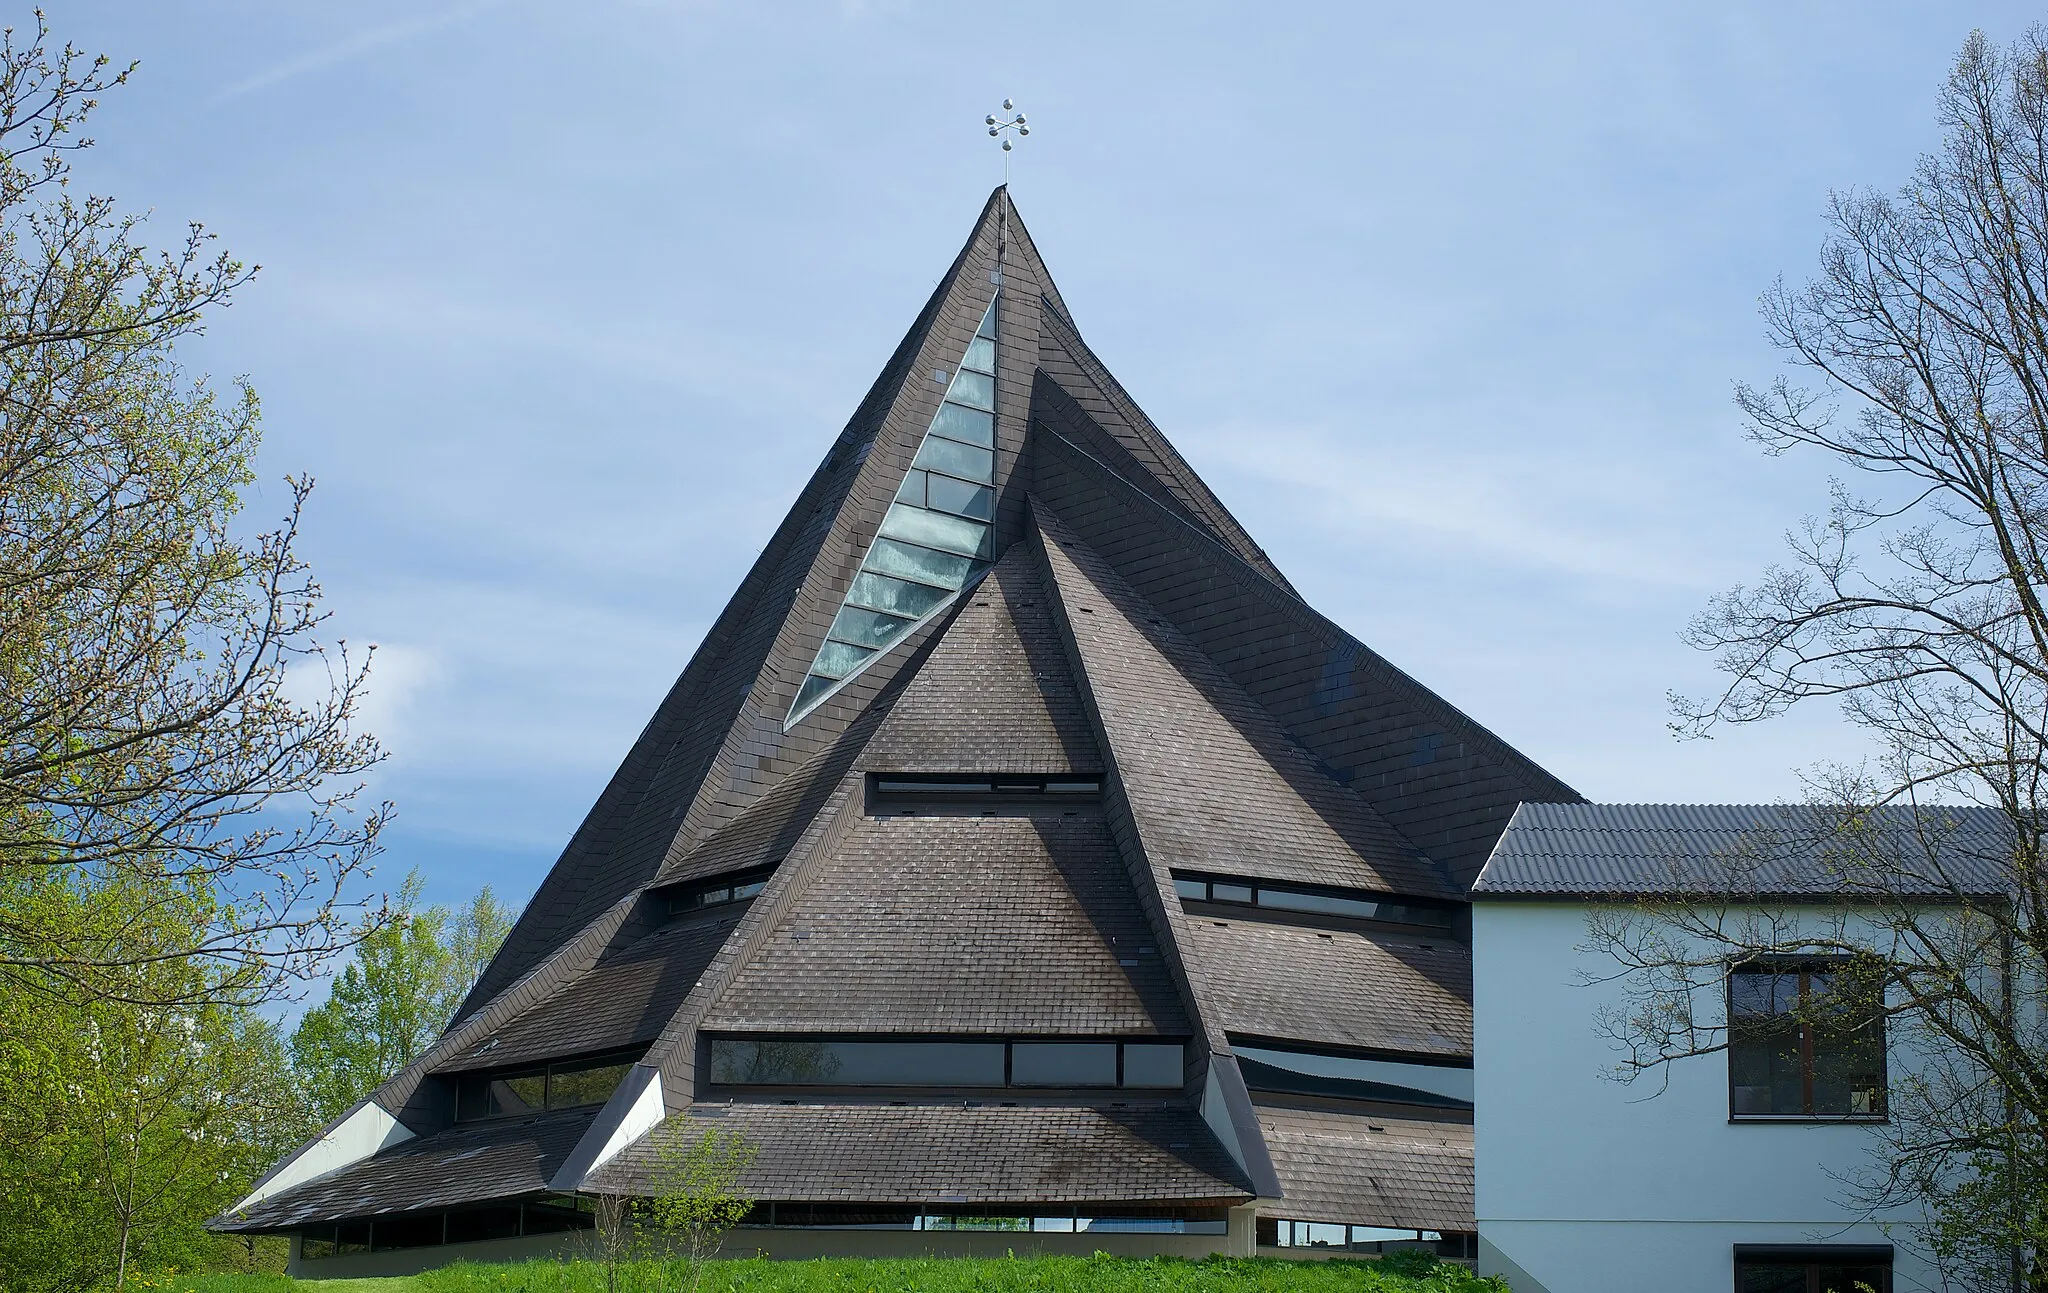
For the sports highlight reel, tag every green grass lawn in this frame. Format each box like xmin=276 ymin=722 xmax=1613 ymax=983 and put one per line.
xmin=161 ymin=1255 xmax=1504 ymax=1293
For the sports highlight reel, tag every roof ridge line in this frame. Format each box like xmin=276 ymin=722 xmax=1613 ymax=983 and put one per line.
xmin=1037 ymin=301 xmax=1292 ymax=590
xmin=1036 ymin=428 xmax=1578 ymax=808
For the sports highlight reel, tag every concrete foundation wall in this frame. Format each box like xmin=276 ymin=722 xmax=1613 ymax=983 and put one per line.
xmin=288 ymin=1221 xmax=1250 ymax=1278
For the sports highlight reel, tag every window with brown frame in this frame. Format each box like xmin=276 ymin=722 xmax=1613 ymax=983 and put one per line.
xmin=1728 ymin=963 xmax=1886 ymax=1119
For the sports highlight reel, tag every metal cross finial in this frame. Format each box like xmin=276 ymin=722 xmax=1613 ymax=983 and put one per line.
xmin=986 ymin=99 xmax=1028 ymax=153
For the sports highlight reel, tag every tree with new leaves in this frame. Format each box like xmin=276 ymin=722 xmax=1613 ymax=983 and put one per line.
xmin=289 ymin=873 xmax=513 ymax=1123
xmin=0 ymin=882 xmax=300 ymax=1293
xmin=0 ymin=13 xmax=388 ymax=1010
xmin=1588 ymin=26 xmax=2048 ymax=1289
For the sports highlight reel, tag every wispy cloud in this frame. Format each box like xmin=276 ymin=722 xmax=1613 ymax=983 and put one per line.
xmin=213 ymin=2 xmax=506 ymax=103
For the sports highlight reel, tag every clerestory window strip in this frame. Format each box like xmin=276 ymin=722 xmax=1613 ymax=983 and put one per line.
xmin=787 ymin=300 xmax=1001 ymax=726
xmin=1172 ymin=872 xmax=1456 ymax=931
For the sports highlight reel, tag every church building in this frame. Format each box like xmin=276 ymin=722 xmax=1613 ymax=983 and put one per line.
xmin=217 ymin=189 xmax=1581 ymax=1275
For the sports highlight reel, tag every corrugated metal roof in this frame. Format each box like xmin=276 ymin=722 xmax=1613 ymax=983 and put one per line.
xmin=1472 ymin=802 xmax=2014 ymax=899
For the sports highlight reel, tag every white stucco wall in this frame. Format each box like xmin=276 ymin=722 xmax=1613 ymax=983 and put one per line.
xmin=1473 ymin=901 xmax=1940 ymax=1293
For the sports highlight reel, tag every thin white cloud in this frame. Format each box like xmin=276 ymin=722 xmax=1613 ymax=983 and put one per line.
xmin=213 ymin=2 xmax=506 ymax=102
xmin=1187 ymin=421 xmax=1719 ymax=588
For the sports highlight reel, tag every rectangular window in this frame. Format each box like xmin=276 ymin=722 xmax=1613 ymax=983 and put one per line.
xmin=866 ymin=774 xmax=1102 ymax=815
xmin=1730 ymin=964 xmax=1886 ymax=1119
xmin=1171 ymin=873 xmax=1456 ymax=930
xmin=1011 ymin=1042 xmax=1117 ymax=1086
xmin=1734 ymin=1245 xmax=1891 ymax=1292
xmin=445 ymin=1206 xmax=522 ymax=1245
xmin=455 ymin=1053 xmax=638 ymax=1121
xmin=866 ymin=537 xmax=975 ymax=591
xmin=665 ymin=867 xmax=774 ymax=918
xmin=844 ymin=571 xmax=952 ymax=620
xmin=706 ymin=1037 xmax=1183 ymax=1091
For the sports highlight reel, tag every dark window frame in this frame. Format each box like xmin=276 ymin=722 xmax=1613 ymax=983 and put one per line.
xmin=453 ymin=1048 xmax=643 ymax=1122
xmin=866 ymin=773 xmax=1103 ymax=816
xmin=700 ymin=1034 xmax=1187 ymax=1093
xmin=662 ymin=866 xmax=776 ymax=919
xmin=1172 ymin=871 xmax=1457 ymax=932
xmin=1732 ymin=1243 xmax=1892 ymax=1293
xmin=1727 ymin=961 xmax=1888 ymax=1123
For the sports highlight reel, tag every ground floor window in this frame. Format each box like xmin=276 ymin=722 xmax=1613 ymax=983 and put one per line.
xmin=298 ymin=1198 xmax=594 ymax=1258
xmin=1734 ymin=1244 xmax=1891 ymax=1293
xmin=1255 ymin=1218 xmax=1475 ymax=1259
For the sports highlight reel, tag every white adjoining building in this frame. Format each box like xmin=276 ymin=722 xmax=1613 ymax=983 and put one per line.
xmin=1470 ymin=803 xmax=2010 ymax=1293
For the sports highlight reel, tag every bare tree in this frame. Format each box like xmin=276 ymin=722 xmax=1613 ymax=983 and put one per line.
xmin=1592 ymin=26 xmax=2048 ymax=1288
xmin=0 ymin=14 xmax=388 ymax=1007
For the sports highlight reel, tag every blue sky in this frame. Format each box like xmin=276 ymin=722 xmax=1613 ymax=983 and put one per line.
xmin=63 ymin=2 xmax=2044 ymax=915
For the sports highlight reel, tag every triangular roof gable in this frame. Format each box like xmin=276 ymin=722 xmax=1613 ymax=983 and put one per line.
xmin=693 ymin=555 xmax=1185 ymax=1035
xmin=855 ymin=548 xmax=1103 ymax=775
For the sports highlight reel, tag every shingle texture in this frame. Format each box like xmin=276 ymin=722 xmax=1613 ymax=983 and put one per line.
xmin=1027 ymin=426 xmax=1580 ymax=889
xmin=1032 ymin=504 xmax=1452 ymax=899
xmin=702 ymin=810 xmax=1188 ymax=1034
xmin=1474 ymin=802 xmax=2015 ymax=899
xmin=1186 ymin=919 xmax=1470 ymax=1058
xmin=588 ymin=1102 xmax=1249 ymax=1204
xmin=858 ymin=550 xmax=1102 ymax=774
xmin=220 ymin=1110 xmax=597 ymax=1231
xmin=1253 ymin=1104 xmax=1473 ymax=1231
xmin=233 ymin=188 xmax=1592 ymax=1241
xmin=434 ymin=911 xmax=745 ymax=1074
xmin=653 ymin=706 xmax=887 ymax=889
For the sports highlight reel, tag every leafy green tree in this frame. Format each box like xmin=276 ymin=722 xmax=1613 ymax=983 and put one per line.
xmin=0 ymin=14 xmax=387 ymax=1012
xmin=0 ymin=882 xmax=298 ymax=1293
xmin=646 ymin=1127 xmax=758 ymax=1292
xmin=438 ymin=884 xmax=513 ymax=1027
xmin=289 ymin=873 xmax=514 ymax=1122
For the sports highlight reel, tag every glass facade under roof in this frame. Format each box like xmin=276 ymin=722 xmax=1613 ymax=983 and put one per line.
xmin=788 ymin=299 xmax=999 ymax=723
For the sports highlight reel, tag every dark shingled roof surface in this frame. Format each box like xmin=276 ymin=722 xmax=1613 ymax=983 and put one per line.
xmin=1032 ymin=506 xmax=1453 ymax=900
xmin=858 ymin=551 xmax=1102 ymax=775
xmin=701 ymin=810 xmax=1189 ymax=1035
xmin=1253 ymin=1103 xmax=1473 ymax=1232
xmin=219 ymin=1109 xmax=598 ymax=1232
xmin=1026 ymin=427 xmax=1580 ymax=890
xmin=588 ymin=1102 xmax=1250 ymax=1204
xmin=433 ymin=910 xmax=745 ymax=1075
xmin=1474 ymin=802 xmax=2014 ymax=899
xmin=652 ymin=708 xmax=887 ymax=889
xmin=1186 ymin=919 xmax=1471 ymax=1059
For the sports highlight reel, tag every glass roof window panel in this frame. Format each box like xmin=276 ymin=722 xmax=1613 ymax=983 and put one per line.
xmin=945 ymin=368 xmax=996 ymax=412
xmin=1257 ymin=889 xmax=1382 ymax=922
xmin=828 ymin=604 xmax=915 ymax=650
xmin=977 ymin=300 xmax=998 ymax=339
xmin=1011 ymin=1042 xmax=1117 ymax=1087
xmin=927 ymin=403 xmax=996 ymax=452
xmin=867 ymin=537 xmax=976 ymax=590
xmin=896 ymin=470 xmax=927 ymax=506
xmin=1122 ymin=1044 xmax=1185 ymax=1089
xmin=791 ymin=673 xmax=837 ymax=714
xmin=962 ymin=335 xmax=996 ymax=374
xmin=879 ymin=504 xmax=990 ymax=560
xmin=923 ymin=475 xmax=994 ymax=522
xmin=844 ymin=571 xmax=954 ymax=620
xmin=811 ymin=640 xmax=877 ymax=680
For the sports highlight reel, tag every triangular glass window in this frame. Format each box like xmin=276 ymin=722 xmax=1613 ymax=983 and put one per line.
xmin=787 ymin=298 xmax=1000 ymax=725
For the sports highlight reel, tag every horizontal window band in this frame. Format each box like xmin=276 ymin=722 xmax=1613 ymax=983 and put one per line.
xmin=703 ymin=1036 xmax=1185 ymax=1091
xmin=1172 ymin=871 xmax=1458 ymax=929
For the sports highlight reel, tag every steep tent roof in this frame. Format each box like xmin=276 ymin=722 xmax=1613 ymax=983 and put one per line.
xmin=224 ymin=189 xmax=1578 ymax=1250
